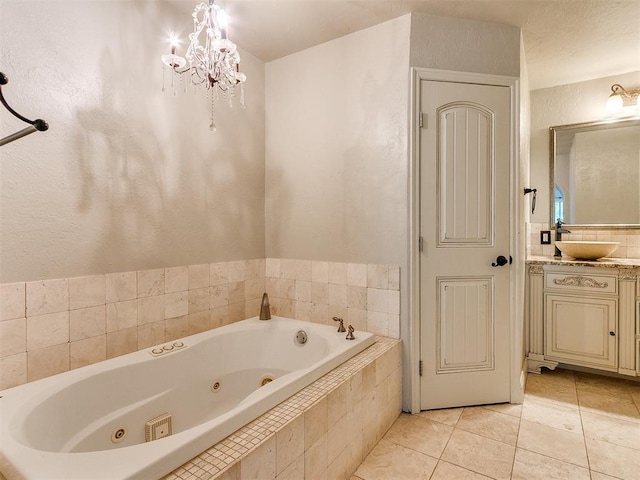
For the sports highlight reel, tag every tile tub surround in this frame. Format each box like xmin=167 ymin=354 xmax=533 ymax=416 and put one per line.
xmin=0 ymin=259 xmax=400 ymax=390
xmin=527 ymin=222 xmax=640 ymax=258
xmin=265 ymin=259 xmax=401 ymax=339
xmin=163 ymin=337 xmax=402 ymax=480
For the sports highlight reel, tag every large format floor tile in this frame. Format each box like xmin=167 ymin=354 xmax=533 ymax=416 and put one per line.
xmin=354 ymin=368 xmax=640 ymax=480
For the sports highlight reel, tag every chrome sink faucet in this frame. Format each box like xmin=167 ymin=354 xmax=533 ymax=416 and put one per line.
xmin=554 ymin=219 xmax=571 ymax=258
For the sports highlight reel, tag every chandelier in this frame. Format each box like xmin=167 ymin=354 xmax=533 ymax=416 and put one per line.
xmin=161 ymin=0 xmax=246 ymax=131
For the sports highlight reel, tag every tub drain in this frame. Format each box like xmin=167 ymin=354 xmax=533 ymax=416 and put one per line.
xmin=111 ymin=426 xmax=127 ymax=443
xmin=211 ymin=381 xmax=221 ymax=393
xmin=259 ymin=375 xmax=274 ymax=387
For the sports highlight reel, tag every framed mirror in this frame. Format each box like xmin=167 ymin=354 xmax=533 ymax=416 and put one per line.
xmin=550 ymin=117 xmax=640 ymax=227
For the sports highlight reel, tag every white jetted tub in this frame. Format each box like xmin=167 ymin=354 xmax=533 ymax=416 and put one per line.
xmin=0 ymin=316 xmax=374 ymax=479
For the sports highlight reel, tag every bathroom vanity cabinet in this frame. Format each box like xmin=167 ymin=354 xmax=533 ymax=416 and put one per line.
xmin=527 ymin=259 xmax=639 ymax=377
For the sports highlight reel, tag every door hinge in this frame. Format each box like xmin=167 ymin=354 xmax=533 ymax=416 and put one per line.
xmin=418 ymin=236 xmax=424 ymax=253
xmin=419 ymin=112 xmax=427 ymax=128
xmin=419 ymin=360 xmax=423 ymax=376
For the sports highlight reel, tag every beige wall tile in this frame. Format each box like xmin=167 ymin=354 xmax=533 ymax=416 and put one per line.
xmin=225 ymin=261 xmax=244 ymax=284
xmin=245 ymin=278 xmax=265 ymax=301
xmin=106 ymin=327 xmax=137 ymax=359
xmin=0 ymin=352 xmax=27 ymax=389
xmin=328 ymin=284 xmax=347 ymax=307
xmin=26 ymin=278 xmax=68 ymax=316
xmin=138 ymin=320 xmax=165 ymax=349
xmin=70 ymin=305 xmax=106 ymax=341
xmin=0 ymin=317 xmax=26 ymax=358
xmin=28 ymin=343 xmax=69 ymax=381
xmin=137 ymin=295 xmax=165 ymax=325
xmin=295 ymin=301 xmax=312 ymax=321
xmin=228 ymin=301 xmax=246 ymax=322
xmin=245 ymin=259 xmax=264 ymax=280
xmin=165 ymin=316 xmax=190 ymax=341
xmin=239 ymin=435 xmax=275 ymax=480
xmin=367 ymin=265 xmax=388 ymax=289
xmin=27 ymin=311 xmax=69 ymax=350
xmin=327 ymin=417 xmax=347 ymax=465
xmin=165 ymin=292 xmax=188 ymax=319
xmin=165 ymin=267 xmax=188 ymax=293
xmin=265 ymin=258 xmax=281 ymax=279
xmin=188 ymin=264 xmax=210 ymax=289
xmin=311 ymin=283 xmax=329 ymax=305
xmin=105 ymin=271 xmax=137 ymax=303
xmin=328 ymin=262 xmax=347 ymax=285
xmin=106 ymin=300 xmax=137 ymax=333
xmin=347 ymin=308 xmax=367 ymax=332
xmin=211 ymin=306 xmax=229 ymax=328
xmin=347 ymin=286 xmax=366 ymax=310
xmin=328 ymin=382 xmax=347 ymax=428
xmin=275 ymin=454 xmax=303 ymax=480
xmin=70 ymin=336 xmax=106 ymax=369
xmin=327 ymin=448 xmax=348 ymax=480
xmin=137 ymin=269 xmax=165 ymax=298
xmin=294 ymin=281 xmax=311 ymax=303
xmin=347 ymin=263 xmax=367 ymax=287
xmin=276 ymin=416 xmax=304 ymax=475
xmin=304 ymin=398 xmax=328 ymax=450
xmin=188 ymin=311 xmax=212 ymax=335
xmin=304 ymin=434 xmax=327 ymax=479
xmin=367 ymin=288 xmax=387 ymax=313
xmin=69 ymin=275 xmax=105 ymax=310
xmin=209 ymin=285 xmax=229 ymax=310
xmin=0 ymin=282 xmax=25 ymax=321
xmin=279 ymin=259 xmax=297 ymax=280
xmin=211 ymin=262 xmax=229 ymax=287
xmin=228 ymin=282 xmax=245 ymax=304
xmin=366 ymin=311 xmax=389 ymax=336
xmin=311 ymin=261 xmax=328 ymax=284
xmin=189 ymin=287 xmax=211 ymax=313
xmin=388 ymin=265 xmax=400 ymax=291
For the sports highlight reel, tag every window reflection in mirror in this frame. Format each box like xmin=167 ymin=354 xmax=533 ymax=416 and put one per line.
xmin=550 ymin=118 xmax=640 ymax=226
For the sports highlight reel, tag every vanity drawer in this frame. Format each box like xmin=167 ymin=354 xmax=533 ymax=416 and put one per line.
xmin=544 ymin=271 xmax=617 ymax=295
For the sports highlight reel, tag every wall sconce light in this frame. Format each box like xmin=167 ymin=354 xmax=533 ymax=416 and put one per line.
xmin=606 ymin=84 xmax=640 ymax=114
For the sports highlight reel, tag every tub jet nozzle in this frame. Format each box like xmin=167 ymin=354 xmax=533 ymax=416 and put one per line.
xmin=259 ymin=292 xmax=271 ymax=320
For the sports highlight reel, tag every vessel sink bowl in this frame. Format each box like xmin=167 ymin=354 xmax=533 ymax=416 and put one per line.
xmin=555 ymin=241 xmax=620 ymax=260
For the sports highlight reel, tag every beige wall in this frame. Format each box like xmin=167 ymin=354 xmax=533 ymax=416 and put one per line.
xmin=410 ymin=13 xmax=520 ymax=76
xmin=529 ymin=70 xmax=640 ymax=225
xmin=0 ymin=1 xmax=265 ymax=283
xmin=264 ymin=15 xmax=411 ymax=267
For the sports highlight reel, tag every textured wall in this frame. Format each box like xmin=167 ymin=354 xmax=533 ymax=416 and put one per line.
xmin=265 ymin=15 xmax=411 ymax=266
xmin=529 ymin=70 xmax=640 ymax=225
xmin=0 ymin=1 xmax=265 ymax=283
xmin=410 ymin=13 xmax=520 ymax=77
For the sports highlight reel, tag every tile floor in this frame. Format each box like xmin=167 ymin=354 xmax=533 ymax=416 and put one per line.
xmin=353 ymin=369 xmax=640 ymax=480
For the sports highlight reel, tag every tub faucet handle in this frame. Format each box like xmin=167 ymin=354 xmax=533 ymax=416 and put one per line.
xmin=346 ymin=324 xmax=355 ymax=340
xmin=332 ymin=316 xmax=346 ymax=333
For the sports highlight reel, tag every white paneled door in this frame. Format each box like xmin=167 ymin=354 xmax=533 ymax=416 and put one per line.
xmin=419 ymin=80 xmax=512 ymax=410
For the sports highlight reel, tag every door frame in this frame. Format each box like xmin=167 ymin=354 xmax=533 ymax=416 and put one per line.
xmin=407 ymin=67 xmax=524 ymax=413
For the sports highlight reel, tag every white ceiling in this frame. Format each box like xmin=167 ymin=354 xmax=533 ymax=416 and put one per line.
xmin=176 ymin=0 xmax=640 ymax=90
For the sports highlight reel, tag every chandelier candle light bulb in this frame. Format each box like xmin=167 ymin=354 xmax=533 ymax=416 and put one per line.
xmin=161 ymin=0 xmax=246 ymax=129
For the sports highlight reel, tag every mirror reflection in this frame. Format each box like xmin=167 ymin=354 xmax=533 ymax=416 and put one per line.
xmin=550 ymin=118 xmax=640 ymax=226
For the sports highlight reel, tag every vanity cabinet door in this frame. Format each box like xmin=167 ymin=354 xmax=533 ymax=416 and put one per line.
xmin=545 ymin=294 xmax=618 ymax=371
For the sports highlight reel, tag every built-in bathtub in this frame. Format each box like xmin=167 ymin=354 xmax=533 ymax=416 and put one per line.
xmin=0 ymin=316 xmax=375 ymax=479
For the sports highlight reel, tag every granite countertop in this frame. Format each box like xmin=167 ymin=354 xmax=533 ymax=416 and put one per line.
xmin=527 ymin=256 xmax=640 ymax=268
